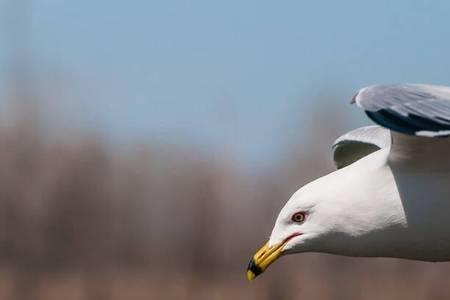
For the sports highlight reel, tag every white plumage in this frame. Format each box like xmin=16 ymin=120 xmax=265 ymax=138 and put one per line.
xmin=247 ymin=84 xmax=450 ymax=280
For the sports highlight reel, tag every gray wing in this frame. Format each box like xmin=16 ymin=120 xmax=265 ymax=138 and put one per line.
xmin=332 ymin=125 xmax=391 ymax=169
xmin=353 ymin=84 xmax=450 ymax=137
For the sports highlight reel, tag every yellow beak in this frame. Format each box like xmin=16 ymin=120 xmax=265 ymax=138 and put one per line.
xmin=246 ymin=241 xmax=286 ymax=281
xmin=247 ymin=233 xmax=302 ymax=281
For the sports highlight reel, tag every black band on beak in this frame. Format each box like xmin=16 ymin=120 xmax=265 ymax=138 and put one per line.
xmin=247 ymin=258 xmax=263 ymax=277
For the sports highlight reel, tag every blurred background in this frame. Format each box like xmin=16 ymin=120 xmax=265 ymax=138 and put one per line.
xmin=2 ymin=0 xmax=450 ymax=299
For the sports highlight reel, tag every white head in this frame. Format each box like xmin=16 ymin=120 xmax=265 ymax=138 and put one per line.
xmin=247 ymin=156 xmax=406 ymax=281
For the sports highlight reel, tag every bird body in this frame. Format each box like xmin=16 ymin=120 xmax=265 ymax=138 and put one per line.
xmin=303 ymin=146 xmax=450 ymax=262
xmin=248 ymin=84 xmax=450 ymax=281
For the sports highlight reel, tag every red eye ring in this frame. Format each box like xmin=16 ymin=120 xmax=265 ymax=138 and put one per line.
xmin=291 ymin=212 xmax=306 ymax=223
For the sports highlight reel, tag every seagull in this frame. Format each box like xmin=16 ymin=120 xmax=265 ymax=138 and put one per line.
xmin=247 ymin=84 xmax=450 ymax=281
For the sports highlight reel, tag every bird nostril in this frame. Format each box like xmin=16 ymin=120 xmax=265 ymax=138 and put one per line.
xmin=258 ymin=251 xmax=266 ymax=259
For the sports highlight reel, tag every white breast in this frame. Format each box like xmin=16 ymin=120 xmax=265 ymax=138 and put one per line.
xmin=336 ymin=148 xmax=450 ymax=261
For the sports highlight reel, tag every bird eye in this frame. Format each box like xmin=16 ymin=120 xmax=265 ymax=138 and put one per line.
xmin=291 ymin=212 xmax=306 ymax=223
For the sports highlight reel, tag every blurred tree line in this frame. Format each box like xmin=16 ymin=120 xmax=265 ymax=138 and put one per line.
xmin=0 ymin=88 xmax=355 ymax=300
xmin=0 ymin=102 xmax=342 ymax=273
xmin=1 ymin=93 xmax=449 ymax=300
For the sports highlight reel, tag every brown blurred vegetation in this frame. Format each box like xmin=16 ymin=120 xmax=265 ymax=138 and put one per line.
xmin=1 ymin=96 xmax=450 ymax=300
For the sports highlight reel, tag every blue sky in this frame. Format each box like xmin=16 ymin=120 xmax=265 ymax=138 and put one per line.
xmin=2 ymin=0 xmax=450 ymax=167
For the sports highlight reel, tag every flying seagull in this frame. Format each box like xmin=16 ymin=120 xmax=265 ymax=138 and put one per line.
xmin=247 ymin=84 xmax=450 ymax=281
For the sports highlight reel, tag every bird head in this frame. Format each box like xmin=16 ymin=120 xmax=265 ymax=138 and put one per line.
xmin=246 ymin=180 xmax=330 ymax=281
xmin=247 ymin=161 xmax=404 ymax=281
